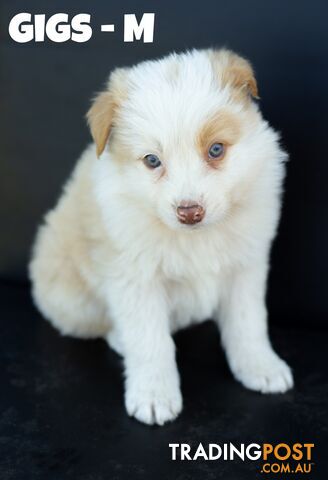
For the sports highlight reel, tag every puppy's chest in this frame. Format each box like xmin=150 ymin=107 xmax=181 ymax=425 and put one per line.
xmin=160 ymin=233 xmax=225 ymax=280
xmin=160 ymin=237 xmax=226 ymax=326
xmin=166 ymin=272 xmax=221 ymax=330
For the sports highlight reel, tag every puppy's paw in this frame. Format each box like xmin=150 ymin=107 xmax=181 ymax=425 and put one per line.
xmin=229 ymin=349 xmax=294 ymax=394
xmin=106 ymin=329 xmax=124 ymax=356
xmin=125 ymin=369 xmax=182 ymax=426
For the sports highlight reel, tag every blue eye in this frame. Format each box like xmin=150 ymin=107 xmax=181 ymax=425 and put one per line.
xmin=208 ymin=143 xmax=224 ymax=159
xmin=143 ymin=154 xmax=162 ymax=169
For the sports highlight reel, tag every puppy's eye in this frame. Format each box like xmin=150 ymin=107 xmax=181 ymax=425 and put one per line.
xmin=208 ymin=143 xmax=224 ymax=159
xmin=143 ymin=154 xmax=162 ymax=169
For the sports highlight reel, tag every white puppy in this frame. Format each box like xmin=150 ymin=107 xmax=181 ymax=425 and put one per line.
xmin=29 ymin=49 xmax=293 ymax=425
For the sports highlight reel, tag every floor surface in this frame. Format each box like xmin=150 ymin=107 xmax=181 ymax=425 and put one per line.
xmin=1 ymin=284 xmax=327 ymax=479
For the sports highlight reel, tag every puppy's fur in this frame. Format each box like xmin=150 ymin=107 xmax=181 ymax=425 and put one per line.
xmin=29 ymin=49 xmax=293 ymax=425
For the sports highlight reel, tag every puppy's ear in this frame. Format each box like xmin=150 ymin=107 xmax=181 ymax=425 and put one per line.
xmin=209 ymin=49 xmax=259 ymax=101
xmin=86 ymin=68 xmax=128 ymax=157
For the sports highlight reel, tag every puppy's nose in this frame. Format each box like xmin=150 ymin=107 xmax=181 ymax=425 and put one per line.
xmin=176 ymin=201 xmax=205 ymax=225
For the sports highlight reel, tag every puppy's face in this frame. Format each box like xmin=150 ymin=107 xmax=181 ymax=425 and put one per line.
xmin=88 ymin=50 xmax=265 ymax=231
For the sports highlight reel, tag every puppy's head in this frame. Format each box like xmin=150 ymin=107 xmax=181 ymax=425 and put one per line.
xmin=87 ymin=49 xmax=271 ymax=231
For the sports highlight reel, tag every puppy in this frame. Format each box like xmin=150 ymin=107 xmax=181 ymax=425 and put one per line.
xmin=29 ymin=49 xmax=293 ymax=425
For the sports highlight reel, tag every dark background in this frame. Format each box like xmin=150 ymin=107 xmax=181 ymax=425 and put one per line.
xmin=0 ymin=1 xmax=328 ymax=479
xmin=1 ymin=0 xmax=328 ymax=326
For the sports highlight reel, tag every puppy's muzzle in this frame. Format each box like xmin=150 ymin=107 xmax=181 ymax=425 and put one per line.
xmin=176 ymin=202 xmax=205 ymax=225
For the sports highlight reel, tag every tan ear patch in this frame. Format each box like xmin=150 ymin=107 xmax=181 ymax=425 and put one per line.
xmin=208 ymin=49 xmax=259 ymax=103
xmin=197 ymin=109 xmax=241 ymax=168
xmin=86 ymin=67 xmax=128 ymax=157
xmin=86 ymin=91 xmax=116 ymax=157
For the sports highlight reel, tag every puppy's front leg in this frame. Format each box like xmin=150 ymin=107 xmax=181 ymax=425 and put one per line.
xmin=109 ymin=280 xmax=182 ymax=426
xmin=218 ymin=263 xmax=293 ymax=393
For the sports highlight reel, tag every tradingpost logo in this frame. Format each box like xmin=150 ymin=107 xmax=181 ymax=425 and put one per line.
xmin=169 ymin=442 xmax=315 ymax=474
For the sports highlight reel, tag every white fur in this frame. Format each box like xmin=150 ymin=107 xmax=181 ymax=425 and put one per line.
xmin=29 ymin=49 xmax=293 ymax=426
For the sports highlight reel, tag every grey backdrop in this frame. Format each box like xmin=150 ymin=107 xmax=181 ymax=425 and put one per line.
xmin=1 ymin=0 xmax=328 ymax=327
